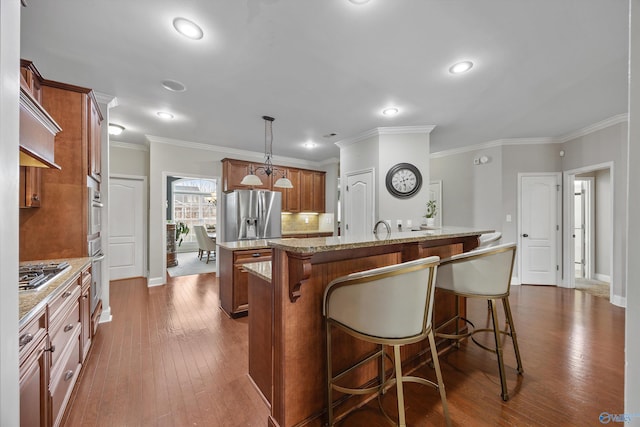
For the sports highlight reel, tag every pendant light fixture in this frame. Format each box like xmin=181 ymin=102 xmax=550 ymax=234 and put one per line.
xmin=241 ymin=116 xmax=294 ymax=189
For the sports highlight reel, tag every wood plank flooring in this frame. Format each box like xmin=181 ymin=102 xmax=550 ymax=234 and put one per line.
xmin=63 ymin=275 xmax=624 ymax=427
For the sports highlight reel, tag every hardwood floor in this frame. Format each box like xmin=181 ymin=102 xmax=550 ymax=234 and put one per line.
xmin=63 ymin=275 xmax=624 ymax=427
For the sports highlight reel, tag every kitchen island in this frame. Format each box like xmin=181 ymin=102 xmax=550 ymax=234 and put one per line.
xmin=248 ymin=227 xmax=491 ymax=427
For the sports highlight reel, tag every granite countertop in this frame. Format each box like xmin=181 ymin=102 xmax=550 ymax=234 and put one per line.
xmin=216 ymin=240 xmax=272 ymax=251
xmin=243 ymin=261 xmax=272 ymax=282
xmin=282 ymin=230 xmax=333 ymax=236
xmin=267 ymin=226 xmax=493 ymax=254
xmin=19 ymin=257 xmax=92 ymax=326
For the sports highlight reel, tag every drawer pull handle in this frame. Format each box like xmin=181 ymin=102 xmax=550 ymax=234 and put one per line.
xmin=64 ymin=324 xmax=74 ymax=332
xmin=62 ymin=291 xmax=72 ymax=298
xmin=83 ymin=295 xmax=89 ymax=299
xmin=19 ymin=333 xmax=33 ymax=347
xmin=64 ymin=370 xmax=74 ymax=381
xmin=45 ymin=345 xmax=55 ymax=353
xmin=252 ymin=253 xmax=261 ymax=257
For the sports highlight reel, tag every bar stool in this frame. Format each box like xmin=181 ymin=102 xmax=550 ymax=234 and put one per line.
xmin=434 ymin=243 xmax=523 ymax=401
xmin=323 ymin=256 xmax=451 ymax=427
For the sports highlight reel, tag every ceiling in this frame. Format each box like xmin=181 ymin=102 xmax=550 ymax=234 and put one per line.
xmin=21 ymin=0 xmax=629 ymax=162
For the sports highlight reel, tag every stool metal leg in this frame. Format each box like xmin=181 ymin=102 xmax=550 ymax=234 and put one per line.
xmin=489 ymin=298 xmax=509 ymax=401
xmin=503 ymin=297 xmax=524 ymax=375
xmin=393 ymin=345 xmax=407 ymax=427
xmin=428 ymin=330 xmax=452 ymax=427
xmin=326 ymin=320 xmax=334 ymax=426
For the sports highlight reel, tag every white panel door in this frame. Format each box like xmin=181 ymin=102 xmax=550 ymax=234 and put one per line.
xmin=520 ymin=175 xmax=559 ymax=285
xmin=344 ymin=170 xmax=374 ymax=237
xmin=109 ymin=178 xmax=145 ymax=280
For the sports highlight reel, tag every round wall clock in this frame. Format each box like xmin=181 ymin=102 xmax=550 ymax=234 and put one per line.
xmin=385 ymin=162 xmax=422 ymax=199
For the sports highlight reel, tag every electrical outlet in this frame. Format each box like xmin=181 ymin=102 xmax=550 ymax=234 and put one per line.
xmin=506 ymin=214 xmax=512 ymax=222
xmin=305 ymin=217 xmax=309 ymax=224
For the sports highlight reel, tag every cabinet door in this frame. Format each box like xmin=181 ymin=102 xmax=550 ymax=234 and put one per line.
xmin=283 ymin=169 xmax=300 ymax=212
xmin=300 ymin=170 xmax=314 ymax=212
xmin=19 ymin=166 xmax=42 ymax=208
xmin=20 ymin=337 xmax=48 ymax=427
xmin=88 ymin=97 xmax=102 ymax=183
xmin=222 ymin=158 xmax=272 ymax=191
xmin=312 ymin=172 xmax=326 ymax=213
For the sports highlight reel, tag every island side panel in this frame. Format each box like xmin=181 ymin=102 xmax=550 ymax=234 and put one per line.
xmin=271 ymin=246 xmax=402 ymax=427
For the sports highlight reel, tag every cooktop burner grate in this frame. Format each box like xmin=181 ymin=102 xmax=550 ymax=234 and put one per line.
xmin=18 ymin=261 xmax=71 ymax=291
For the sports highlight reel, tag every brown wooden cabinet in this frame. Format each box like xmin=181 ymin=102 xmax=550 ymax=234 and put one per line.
xmin=219 ymin=247 xmax=271 ymax=317
xmin=221 ymin=158 xmax=326 ymax=213
xmin=19 ymin=75 xmax=102 ymax=261
xmin=221 ymin=158 xmax=271 ymax=191
xmin=19 ymin=306 xmax=49 ymax=427
xmin=19 ymin=166 xmax=42 ymax=208
xmin=79 ymin=267 xmax=92 ymax=363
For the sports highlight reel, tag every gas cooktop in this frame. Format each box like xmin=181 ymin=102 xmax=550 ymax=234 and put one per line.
xmin=19 ymin=261 xmax=71 ymax=291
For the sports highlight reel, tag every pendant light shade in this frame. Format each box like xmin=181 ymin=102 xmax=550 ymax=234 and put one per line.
xmin=240 ymin=173 xmax=263 ymax=186
xmin=274 ymin=177 xmax=294 ymax=189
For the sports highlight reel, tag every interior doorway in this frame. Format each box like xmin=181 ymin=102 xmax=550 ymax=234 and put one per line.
xmin=563 ymin=163 xmax=613 ymax=299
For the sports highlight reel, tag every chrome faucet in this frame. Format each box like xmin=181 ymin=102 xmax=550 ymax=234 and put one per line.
xmin=373 ymin=220 xmax=391 ymax=237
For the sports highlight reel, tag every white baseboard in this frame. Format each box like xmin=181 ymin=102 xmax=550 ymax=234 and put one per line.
xmin=148 ymin=276 xmax=165 ymax=287
xmin=594 ymin=273 xmax=611 ymax=282
xmin=99 ymin=306 xmax=112 ymax=323
xmin=511 ymin=276 xmax=521 ymax=285
xmin=611 ymin=294 xmax=626 ymax=308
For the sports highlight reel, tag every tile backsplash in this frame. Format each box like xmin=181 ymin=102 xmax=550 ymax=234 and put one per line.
xmin=281 ymin=213 xmax=334 ymax=233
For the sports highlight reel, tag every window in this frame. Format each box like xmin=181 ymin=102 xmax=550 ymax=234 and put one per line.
xmin=172 ymin=178 xmax=217 ymax=249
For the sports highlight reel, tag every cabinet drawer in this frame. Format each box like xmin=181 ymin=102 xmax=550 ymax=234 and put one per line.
xmin=49 ymin=301 xmax=80 ymax=369
xmin=234 ymin=249 xmax=272 ymax=263
xmin=50 ymin=331 xmax=81 ymax=427
xmin=19 ymin=306 xmax=47 ymax=365
xmin=48 ymin=278 xmax=80 ymax=323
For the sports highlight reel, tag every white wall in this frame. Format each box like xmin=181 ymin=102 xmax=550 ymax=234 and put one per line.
xmin=110 ymin=142 xmax=149 ymax=177
xmin=561 ymin=121 xmax=628 ymax=300
xmin=378 ymin=132 xmax=430 ymax=227
xmin=626 ymin=0 xmax=640 ymax=420
xmin=595 ymin=169 xmax=612 ymax=278
xmin=0 ymin=0 xmax=21 ymax=424
xmin=338 ymin=128 xmax=433 ymax=230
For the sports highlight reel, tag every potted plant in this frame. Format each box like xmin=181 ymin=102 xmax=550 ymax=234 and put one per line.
xmin=176 ymin=222 xmax=190 ymax=247
xmin=424 ymin=200 xmax=437 ymax=228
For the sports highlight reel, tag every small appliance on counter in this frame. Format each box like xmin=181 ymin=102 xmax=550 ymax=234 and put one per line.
xmin=223 ymin=190 xmax=281 ymax=241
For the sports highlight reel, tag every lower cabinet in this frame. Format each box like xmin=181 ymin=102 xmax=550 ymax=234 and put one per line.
xmin=19 ymin=306 xmax=49 ymax=427
xmin=219 ymin=247 xmax=272 ymax=317
xmin=19 ymin=262 xmax=93 ymax=427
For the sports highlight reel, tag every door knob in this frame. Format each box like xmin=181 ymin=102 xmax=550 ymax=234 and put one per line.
xmin=522 ymin=234 xmax=529 ymax=237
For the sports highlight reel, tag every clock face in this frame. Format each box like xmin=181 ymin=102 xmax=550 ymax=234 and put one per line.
xmin=385 ymin=163 xmax=422 ymax=198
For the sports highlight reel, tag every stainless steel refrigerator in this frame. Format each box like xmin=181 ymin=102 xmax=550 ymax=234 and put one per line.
xmin=223 ymin=190 xmax=282 ymax=241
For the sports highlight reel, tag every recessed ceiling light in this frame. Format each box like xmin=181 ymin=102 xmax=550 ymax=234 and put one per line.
xmin=304 ymin=142 xmax=317 ymax=149
xmin=349 ymin=0 xmax=371 ymax=4
xmin=157 ymin=111 xmax=174 ymax=120
xmin=382 ymin=107 xmax=399 ymax=116
xmin=161 ymin=79 xmax=187 ymax=92
xmin=449 ymin=61 xmax=474 ymax=74
xmin=173 ymin=17 xmax=204 ymax=40
xmin=108 ymin=123 xmax=125 ymax=135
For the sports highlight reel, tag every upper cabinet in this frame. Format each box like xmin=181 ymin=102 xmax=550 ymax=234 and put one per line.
xmin=221 ymin=158 xmax=326 ymax=213
xmin=19 ymin=61 xmax=103 ymax=261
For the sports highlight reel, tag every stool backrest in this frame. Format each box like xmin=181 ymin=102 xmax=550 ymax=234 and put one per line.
xmin=323 ymin=256 xmax=440 ymax=344
xmin=436 ymin=243 xmax=516 ymax=297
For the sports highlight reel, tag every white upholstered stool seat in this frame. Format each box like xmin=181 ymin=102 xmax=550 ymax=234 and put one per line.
xmin=435 ymin=242 xmax=523 ymax=401
xmin=323 ymin=256 xmax=451 ymax=427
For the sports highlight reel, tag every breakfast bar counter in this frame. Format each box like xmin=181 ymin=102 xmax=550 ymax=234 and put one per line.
xmin=256 ymin=227 xmax=491 ymax=427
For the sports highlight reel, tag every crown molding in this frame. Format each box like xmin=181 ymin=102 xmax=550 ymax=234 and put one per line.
xmin=335 ymin=125 xmax=436 ymax=149
xmin=557 ymin=113 xmax=629 ymax=143
xmin=94 ymin=91 xmax=118 ymax=109
xmin=144 ymin=134 xmax=325 ymax=169
xmin=110 ymin=140 xmax=148 ymax=151
xmin=431 ymin=114 xmax=629 ymax=159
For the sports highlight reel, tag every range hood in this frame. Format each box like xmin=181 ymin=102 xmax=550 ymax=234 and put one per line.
xmin=19 ymin=86 xmax=62 ymax=169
